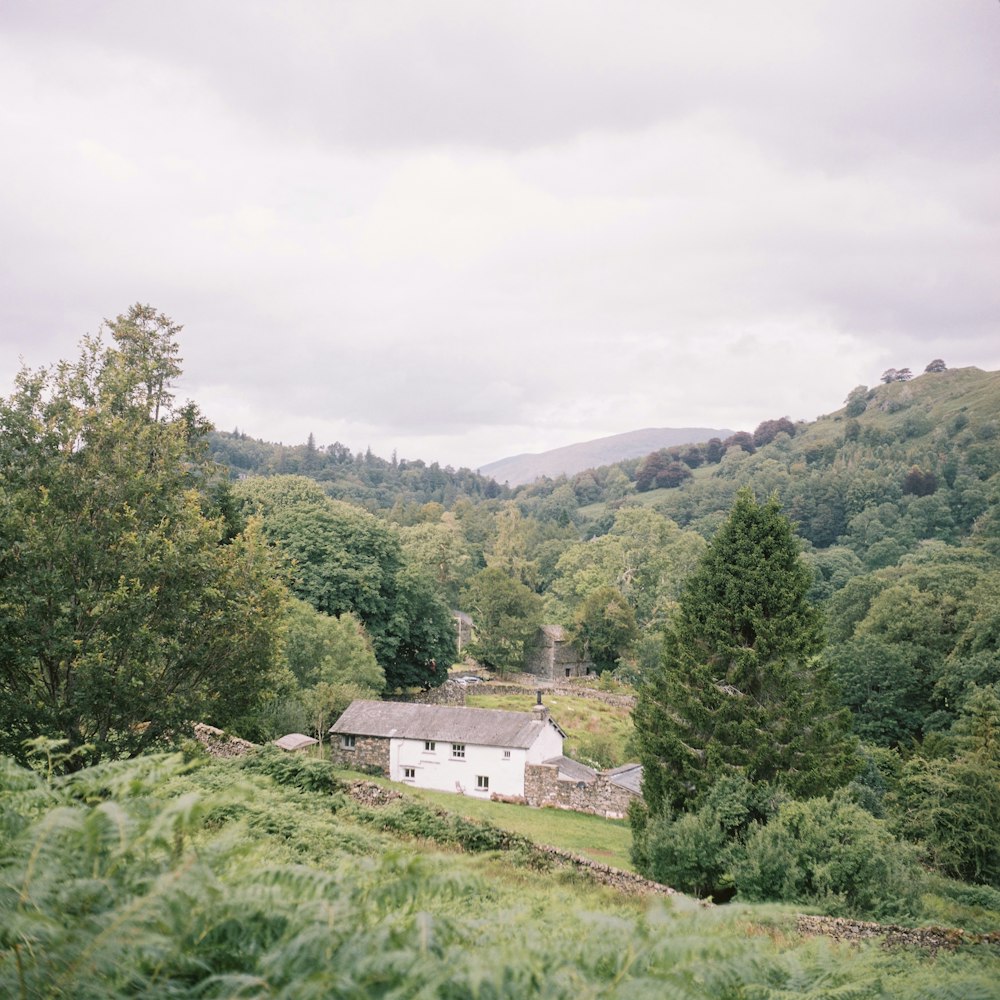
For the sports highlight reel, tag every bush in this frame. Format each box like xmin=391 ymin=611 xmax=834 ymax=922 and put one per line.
xmin=731 ymin=793 xmax=921 ymax=919
xmin=632 ymin=776 xmax=774 ymax=898
xmin=240 ymin=746 xmax=342 ymax=794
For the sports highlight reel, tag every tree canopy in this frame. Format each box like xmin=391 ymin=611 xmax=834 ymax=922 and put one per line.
xmin=234 ymin=475 xmax=455 ymax=690
xmin=0 ymin=305 xmax=286 ymax=763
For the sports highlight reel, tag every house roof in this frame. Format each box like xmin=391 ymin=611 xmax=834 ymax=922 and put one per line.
xmin=542 ymin=755 xmax=597 ymax=784
xmin=605 ymin=762 xmax=643 ymax=795
xmin=330 ymin=700 xmax=565 ymax=747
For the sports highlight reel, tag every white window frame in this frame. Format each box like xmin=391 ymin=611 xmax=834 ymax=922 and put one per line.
xmin=403 ymin=767 xmax=416 ymax=780
xmin=451 ymin=743 xmax=465 ymax=759
xmin=476 ymin=775 xmax=489 ymax=791
xmin=340 ymin=734 xmax=356 ymax=749
xmin=503 ymin=750 xmax=511 ymax=759
xmin=424 ymin=740 xmax=436 ymax=752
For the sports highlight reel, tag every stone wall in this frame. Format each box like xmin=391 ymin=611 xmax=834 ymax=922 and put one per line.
xmin=487 ymin=681 xmax=635 ymax=709
xmin=193 ymin=723 xmax=257 ymax=758
xmin=329 ymin=734 xmax=390 ymax=775
xmin=391 ymin=680 xmax=468 ymax=706
xmin=524 ymin=762 xmax=639 ymax=819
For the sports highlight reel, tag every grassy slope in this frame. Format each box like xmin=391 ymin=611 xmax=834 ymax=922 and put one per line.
xmin=194 ymin=754 xmax=1000 ymax=995
xmin=465 ymin=689 xmax=636 ymax=768
xmin=355 ymin=772 xmax=634 ymax=870
xmin=7 ymin=749 xmax=1000 ymax=997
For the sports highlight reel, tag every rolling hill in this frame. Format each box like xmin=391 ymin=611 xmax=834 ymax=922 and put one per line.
xmin=479 ymin=426 xmax=733 ymax=485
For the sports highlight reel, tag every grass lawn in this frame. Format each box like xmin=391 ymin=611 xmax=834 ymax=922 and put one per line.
xmin=335 ymin=765 xmax=635 ymax=871
xmin=466 ymin=689 xmax=636 ymax=768
xmin=404 ymin=783 xmax=634 ymax=870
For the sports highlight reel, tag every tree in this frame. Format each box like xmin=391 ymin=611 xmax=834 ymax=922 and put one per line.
xmin=844 ymin=386 xmax=869 ymax=417
xmin=752 ymin=417 xmax=796 ymax=448
xmin=925 ymin=359 xmax=947 ymax=373
xmin=633 ymin=488 xmax=856 ymax=816
xmin=0 ymin=306 xmax=286 ymax=764
xmin=880 ymin=369 xmax=898 ymax=384
xmin=896 ymin=688 xmax=1000 ymax=886
xmin=570 ymin=587 xmax=638 ymax=673
xmin=461 ymin=567 xmax=543 ymax=674
xmin=235 ymin=475 xmax=454 ymax=690
xmin=655 ymin=462 xmax=692 ymax=489
xmin=722 ymin=431 xmax=756 ymax=454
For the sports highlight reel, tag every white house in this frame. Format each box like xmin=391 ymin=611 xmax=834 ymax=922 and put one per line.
xmin=328 ymin=699 xmax=566 ymax=799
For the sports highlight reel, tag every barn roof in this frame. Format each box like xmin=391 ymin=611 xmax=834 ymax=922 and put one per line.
xmin=330 ymin=700 xmax=565 ymax=747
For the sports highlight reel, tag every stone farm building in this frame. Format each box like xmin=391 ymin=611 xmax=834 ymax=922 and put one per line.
xmin=524 ymin=624 xmax=595 ymax=679
xmin=329 ymin=699 xmax=641 ymax=818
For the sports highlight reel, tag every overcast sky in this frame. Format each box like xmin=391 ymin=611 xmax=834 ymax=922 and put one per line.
xmin=1 ymin=2 xmax=997 ymax=471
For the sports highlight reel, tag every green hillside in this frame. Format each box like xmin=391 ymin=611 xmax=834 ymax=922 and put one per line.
xmin=4 ymin=746 xmax=1000 ymax=998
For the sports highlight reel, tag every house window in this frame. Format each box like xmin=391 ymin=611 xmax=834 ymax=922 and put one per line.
xmin=477 ymin=775 xmax=489 ymax=791
xmin=565 ymin=668 xmax=572 ymax=677
xmin=340 ymin=734 xmax=356 ymax=749
xmin=403 ymin=767 xmax=415 ymax=779
xmin=503 ymin=750 xmax=511 ymax=759
xmin=452 ymin=743 xmax=465 ymax=758
xmin=424 ymin=740 xmax=436 ymax=752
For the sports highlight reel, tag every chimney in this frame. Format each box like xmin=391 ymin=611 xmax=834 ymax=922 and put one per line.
xmin=532 ymin=689 xmax=549 ymax=722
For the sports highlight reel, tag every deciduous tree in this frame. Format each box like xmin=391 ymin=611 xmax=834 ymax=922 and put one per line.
xmin=0 ymin=306 xmax=286 ymax=763
xmin=461 ymin=567 xmax=543 ymax=674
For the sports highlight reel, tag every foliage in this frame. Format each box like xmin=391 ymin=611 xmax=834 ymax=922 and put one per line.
xmin=634 ymin=488 xmax=856 ymax=816
xmin=631 ymin=775 xmax=776 ymax=898
xmin=570 ymin=586 xmax=639 ymax=673
xmin=3 ymin=750 xmax=1000 ymax=998
xmin=461 ymin=567 xmax=543 ymax=673
xmin=0 ymin=306 xmax=286 ymax=764
xmin=210 ymin=428 xmax=510 ymax=511
xmin=731 ymin=793 xmax=923 ymax=919
xmin=895 ymin=688 xmax=1000 ymax=887
xmin=235 ymin=475 xmax=455 ymax=689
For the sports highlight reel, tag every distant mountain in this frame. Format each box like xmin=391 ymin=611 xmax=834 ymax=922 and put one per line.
xmin=478 ymin=427 xmax=734 ymax=486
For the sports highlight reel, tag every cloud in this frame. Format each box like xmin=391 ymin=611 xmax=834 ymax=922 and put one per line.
xmin=1 ymin=2 xmax=997 ymax=470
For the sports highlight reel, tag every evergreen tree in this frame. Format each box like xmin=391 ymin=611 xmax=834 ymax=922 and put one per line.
xmin=634 ymin=488 xmax=856 ymax=815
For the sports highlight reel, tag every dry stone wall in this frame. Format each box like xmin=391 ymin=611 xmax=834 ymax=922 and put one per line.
xmin=524 ymin=762 xmax=639 ymax=819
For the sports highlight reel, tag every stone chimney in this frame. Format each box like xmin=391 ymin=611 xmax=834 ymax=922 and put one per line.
xmin=532 ymin=689 xmax=549 ymax=723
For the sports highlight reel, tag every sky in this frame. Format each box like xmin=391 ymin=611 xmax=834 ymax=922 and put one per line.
xmin=1 ymin=2 xmax=997 ymax=472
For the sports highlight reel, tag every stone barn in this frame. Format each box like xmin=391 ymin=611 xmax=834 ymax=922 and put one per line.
xmin=524 ymin=624 xmax=594 ymax=679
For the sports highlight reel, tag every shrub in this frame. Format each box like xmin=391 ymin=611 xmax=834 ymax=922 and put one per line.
xmin=632 ymin=776 xmax=775 ymax=899
xmin=731 ymin=793 xmax=921 ymax=918
xmin=240 ymin=746 xmax=342 ymax=794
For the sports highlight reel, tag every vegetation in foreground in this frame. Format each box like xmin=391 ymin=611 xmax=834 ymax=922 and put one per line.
xmin=3 ymin=745 xmax=1000 ymax=999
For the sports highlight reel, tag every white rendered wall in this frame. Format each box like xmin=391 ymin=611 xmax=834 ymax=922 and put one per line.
xmin=390 ymin=738 xmax=529 ymax=797
xmin=525 ymin=721 xmax=564 ymax=764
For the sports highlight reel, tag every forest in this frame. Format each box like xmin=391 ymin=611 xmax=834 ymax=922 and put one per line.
xmin=2 ymin=307 xmax=999 ymax=996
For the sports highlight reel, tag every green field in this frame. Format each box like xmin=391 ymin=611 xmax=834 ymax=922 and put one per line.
xmin=466 ymin=688 xmax=636 ymax=768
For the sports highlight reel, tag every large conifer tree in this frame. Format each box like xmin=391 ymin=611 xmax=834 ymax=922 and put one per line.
xmin=634 ymin=487 xmax=856 ymax=815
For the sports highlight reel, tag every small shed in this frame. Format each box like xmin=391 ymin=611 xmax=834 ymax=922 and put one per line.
xmin=273 ymin=733 xmax=320 ymax=752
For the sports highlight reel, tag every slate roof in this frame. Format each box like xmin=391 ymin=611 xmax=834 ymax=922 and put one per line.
xmin=542 ymin=755 xmax=597 ymax=784
xmin=605 ymin=762 xmax=643 ymax=795
xmin=330 ymin=700 xmax=565 ymax=747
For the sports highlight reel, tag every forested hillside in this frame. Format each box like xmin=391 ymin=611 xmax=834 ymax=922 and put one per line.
xmin=3 ymin=315 xmax=1000 ymax=995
